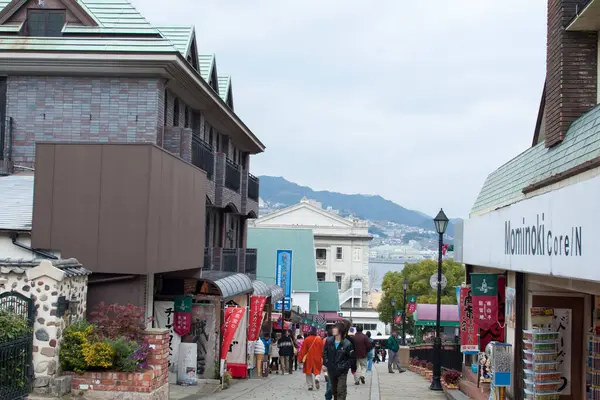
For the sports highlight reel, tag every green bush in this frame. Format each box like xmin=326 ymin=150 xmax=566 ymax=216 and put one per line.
xmin=109 ymin=338 xmax=138 ymax=372
xmin=0 ymin=311 xmax=30 ymax=343
xmin=59 ymin=321 xmax=93 ymax=373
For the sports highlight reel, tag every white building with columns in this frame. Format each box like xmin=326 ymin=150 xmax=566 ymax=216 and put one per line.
xmin=250 ymin=198 xmax=372 ymax=309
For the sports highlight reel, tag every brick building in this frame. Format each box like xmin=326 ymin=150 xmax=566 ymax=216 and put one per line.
xmin=0 ymin=0 xmax=270 ymax=379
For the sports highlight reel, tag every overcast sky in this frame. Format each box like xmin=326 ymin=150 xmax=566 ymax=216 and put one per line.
xmin=132 ymin=0 xmax=547 ymax=218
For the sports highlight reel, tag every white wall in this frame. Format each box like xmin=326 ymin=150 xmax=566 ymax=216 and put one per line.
xmin=314 ymin=236 xmax=370 ymax=291
xmin=0 ymin=233 xmax=38 ymax=259
xmin=292 ymin=292 xmax=311 ymax=313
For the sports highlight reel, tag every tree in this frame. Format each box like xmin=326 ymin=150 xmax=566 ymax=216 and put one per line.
xmin=377 ymin=259 xmax=465 ymax=326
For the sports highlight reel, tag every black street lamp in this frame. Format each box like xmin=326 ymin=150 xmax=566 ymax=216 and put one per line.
xmin=402 ymin=278 xmax=408 ymax=346
xmin=391 ymin=298 xmax=396 ymax=330
xmin=430 ymin=208 xmax=449 ymax=392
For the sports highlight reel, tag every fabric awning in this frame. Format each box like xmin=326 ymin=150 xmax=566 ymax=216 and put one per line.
xmin=252 ymin=280 xmax=271 ymax=296
xmin=269 ymin=284 xmax=284 ymax=304
xmin=213 ymin=273 xmax=253 ymax=301
xmin=319 ymin=311 xmax=343 ymax=322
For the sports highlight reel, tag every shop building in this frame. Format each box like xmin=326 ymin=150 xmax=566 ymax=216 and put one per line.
xmin=459 ymin=1 xmax=600 ymax=398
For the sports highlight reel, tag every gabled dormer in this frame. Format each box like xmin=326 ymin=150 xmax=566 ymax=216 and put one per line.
xmin=199 ymin=53 xmax=219 ymax=94
xmin=218 ymin=75 xmax=234 ymax=110
xmin=0 ymin=0 xmax=98 ymax=36
xmin=156 ymin=25 xmax=199 ymax=71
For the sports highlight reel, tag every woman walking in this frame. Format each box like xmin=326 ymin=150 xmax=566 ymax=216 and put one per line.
xmin=298 ymin=329 xmax=324 ymax=391
xmin=295 ymin=334 xmax=305 ymax=371
xmin=270 ymin=332 xmax=281 ymax=374
xmin=322 ymin=322 xmax=355 ymax=400
xmin=366 ymin=331 xmax=374 ymax=372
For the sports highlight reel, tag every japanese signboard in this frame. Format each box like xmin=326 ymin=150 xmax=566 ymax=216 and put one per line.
xmin=247 ymin=296 xmax=267 ymax=341
xmin=471 ymin=273 xmax=499 ymax=330
xmin=459 ymin=287 xmax=478 ymax=353
xmin=552 ymin=308 xmax=572 ymax=395
xmin=275 ymin=250 xmax=293 ymax=311
xmin=221 ymin=306 xmax=245 ymax=361
xmin=153 ymin=301 xmax=182 ymax=371
xmin=173 ymin=296 xmax=192 ymax=337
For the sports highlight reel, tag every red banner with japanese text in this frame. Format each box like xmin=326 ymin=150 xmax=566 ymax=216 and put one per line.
xmin=221 ymin=306 xmax=245 ymax=360
xmin=247 ymin=296 xmax=267 ymax=341
xmin=459 ymin=287 xmax=478 ymax=352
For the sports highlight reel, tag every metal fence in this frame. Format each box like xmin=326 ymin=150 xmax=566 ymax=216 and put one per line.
xmin=409 ymin=343 xmax=463 ymax=372
xmin=0 ymin=291 xmax=34 ymax=400
xmin=225 ymin=159 xmax=241 ymax=192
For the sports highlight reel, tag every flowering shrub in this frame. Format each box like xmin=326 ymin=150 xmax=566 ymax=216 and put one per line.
xmin=59 ymin=304 xmax=150 ymax=374
xmin=442 ymin=369 xmax=461 ymax=386
xmin=419 ymin=360 xmax=428 ymax=368
xmin=426 ymin=362 xmax=433 ymax=371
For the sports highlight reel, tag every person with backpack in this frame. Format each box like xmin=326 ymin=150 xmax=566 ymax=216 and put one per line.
xmin=322 ymin=322 xmax=355 ymax=400
xmin=278 ymin=330 xmax=295 ymax=374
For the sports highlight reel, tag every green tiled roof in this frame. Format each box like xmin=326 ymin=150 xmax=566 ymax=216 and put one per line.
xmin=217 ymin=75 xmax=231 ymax=102
xmin=247 ymin=227 xmax=318 ymax=292
xmin=310 ymin=282 xmax=340 ymax=312
xmin=199 ymin=54 xmax=215 ymax=82
xmin=472 ymin=104 xmax=600 ymax=214
xmin=0 ymin=36 xmax=177 ymax=52
xmin=156 ymin=25 xmax=194 ymax=57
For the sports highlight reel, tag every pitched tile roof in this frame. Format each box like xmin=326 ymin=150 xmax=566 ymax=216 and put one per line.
xmin=311 ymin=281 xmax=341 ymax=312
xmin=217 ymin=75 xmax=231 ymax=102
xmin=0 ymin=257 xmax=91 ymax=277
xmin=0 ymin=175 xmax=33 ymax=231
xmin=471 ymin=104 xmax=600 ymax=215
xmin=247 ymin=227 xmax=318 ymax=293
xmin=199 ymin=54 xmax=215 ymax=82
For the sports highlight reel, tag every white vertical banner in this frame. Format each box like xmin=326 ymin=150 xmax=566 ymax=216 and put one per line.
xmin=553 ymin=309 xmax=572 ymax=395
xmin=154 ymin=301 xmax=182 ymax=372
xmin=226 ymin=295 xmax=248 ymax=366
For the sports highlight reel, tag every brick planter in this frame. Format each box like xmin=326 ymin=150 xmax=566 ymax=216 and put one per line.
xmin=64 ymin=328 xmax=169 ymax=399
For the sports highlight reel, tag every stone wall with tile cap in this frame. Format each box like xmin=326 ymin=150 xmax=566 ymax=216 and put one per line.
xmin=0 ymin=258 xmax=89 ymax=393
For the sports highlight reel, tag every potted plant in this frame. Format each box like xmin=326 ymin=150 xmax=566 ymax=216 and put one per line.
xmin=419 ymin=360 xmax=428 ymax=376
xmin=442 ymin=369 xmax=461 ymax=391
xmin=425 ymin=362 xmax=433 ymax=380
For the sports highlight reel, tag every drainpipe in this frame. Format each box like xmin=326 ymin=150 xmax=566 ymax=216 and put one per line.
xmin=11 ymin=234 xmax=58 ymax=259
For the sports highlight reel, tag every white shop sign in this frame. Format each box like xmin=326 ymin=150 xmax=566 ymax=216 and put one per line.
xmin=463 ymin=173 xmax=599 ymax=281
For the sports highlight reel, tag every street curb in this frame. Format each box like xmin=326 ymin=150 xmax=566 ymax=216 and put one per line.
xmin=370 ymin=367 xmax=380 ymax=400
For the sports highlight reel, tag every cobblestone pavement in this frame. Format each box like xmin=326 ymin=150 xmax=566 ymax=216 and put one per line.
xmin=375 ymin=362 xmax=446 ymax=400
xmin=170 ymin=368 xmax=371 ymax=400
xmin=170 ymin=362 xmax=447 ymax=400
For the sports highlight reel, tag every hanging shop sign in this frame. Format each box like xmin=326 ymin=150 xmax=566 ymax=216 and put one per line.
xmin=471 ymin=273 xmax=498 ymax=330
xmin=459 ymin=286 xmax=478 ymax=353
xmin=462 ymin=173 xmax=600 ymax=282
xmin=248 ymin=296 xmax=267 ymax=342
xmin=173 ymin=296 xmax=193 ymax=337
xmin=275 ymin=250 xmax=293 ymax=311
xmin=407 ymin=295 xmax=417 ymax=315
xmin=221 ymin=306 xmax=245 ymax=360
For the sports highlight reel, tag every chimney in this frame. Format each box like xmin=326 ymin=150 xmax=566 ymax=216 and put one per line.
xmin=545 ymin=0 xmax=598 ymax=147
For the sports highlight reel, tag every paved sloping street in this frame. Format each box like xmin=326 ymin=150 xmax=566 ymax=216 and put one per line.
xmin=169 ymin=361 xmax=446 ymax=400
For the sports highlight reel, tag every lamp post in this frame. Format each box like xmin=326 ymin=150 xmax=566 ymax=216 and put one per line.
xmin=402 ymin=278 xmax=408 ymax=346
xmin=391 ymin=298 xmax=397 ymax=331
xmin=430 ymin=208 xmax=449 ymax=392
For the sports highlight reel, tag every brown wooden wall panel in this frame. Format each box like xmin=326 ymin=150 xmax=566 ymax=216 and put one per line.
xmin=32 ymin=143 xmax=207 ymax=275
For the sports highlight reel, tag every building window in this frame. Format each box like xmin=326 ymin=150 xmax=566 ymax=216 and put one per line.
xmin=26 ymin=10 xmax=65 ymax=37
xmin=336 ymin=247 xmax=343 ymax=260
xmin=317 ymin=272 xmax=326 ymax=281
xmin=163 ymin=90 xmax=168 ymax=127
xmin=173 ymin=98 xmax=180 ymax=127
xmin=316 ymin=248 xmax=327 ymax=260
xmin=184 ymin=106 xmax=190 ymax=128
xmin=334 ymin=275 xmax=343 ymax=290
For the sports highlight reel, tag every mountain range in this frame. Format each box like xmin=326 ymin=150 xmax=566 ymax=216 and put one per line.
xmin=258 ymin=176 xmax=456 ymax=237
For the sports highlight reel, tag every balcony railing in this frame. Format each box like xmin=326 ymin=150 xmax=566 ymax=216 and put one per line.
xmin=222 ymin=248 xmax=239 ymax=273
xmin=245 ymin=249 xmax=257 ymax=275
xmin=248 ymin=173 xmax=259 ymax=201
xmin=191 ymin=136 xmax=214 ymax=180
xmin=225 ymin=159 xmax=241 ymax=192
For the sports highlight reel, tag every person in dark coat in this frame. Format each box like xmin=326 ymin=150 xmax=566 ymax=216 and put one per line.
xmin=277 ymin=330 xmax=295 ymax=374
xmin=352 ymin=326 xmax=371 ymax=384
xmin=322 ymin=322 xmax=355 ymax=400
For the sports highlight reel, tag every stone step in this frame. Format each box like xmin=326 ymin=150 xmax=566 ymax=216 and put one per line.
xmin=458 ymin=378 xmax=490 ymax=400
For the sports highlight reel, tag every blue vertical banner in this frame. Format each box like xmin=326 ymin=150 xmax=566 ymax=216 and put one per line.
xmin=456 ymin=286 xmax=461 ymax=318
xmin=275 ymin=250 xmax=293 ymax=311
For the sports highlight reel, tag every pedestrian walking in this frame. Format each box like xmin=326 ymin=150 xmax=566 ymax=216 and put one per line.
xmin=270 ymin=332 xmax=281 ymax=374
xmin=322 ymin=322 xmax=355 ymax=400
xmin=386 ymin=329 xmax=404 ymax=373
xmin=298 ymin=329 xmax=324 ymax=391
xmin=366 ymin=331 xmax=374 ymax=372
xmin=278 ymin=330 xmax=295 ymax=374
xmin=295 ymin=334 xmax=305 ymax=371
xmin=352 ymin=326 xmax=370 ymax=385
xmin=253 ymin=337 xmax=265 ymax=377
xmin=381 ymin=346 xmax=387 ymax=362
xmin=260 ymin=333 xmax=271 ymax=377
xmin=323 ymin=332 xmax=332 ymax=400
xmin=373 ymin=340 xmax=381 ymax=363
